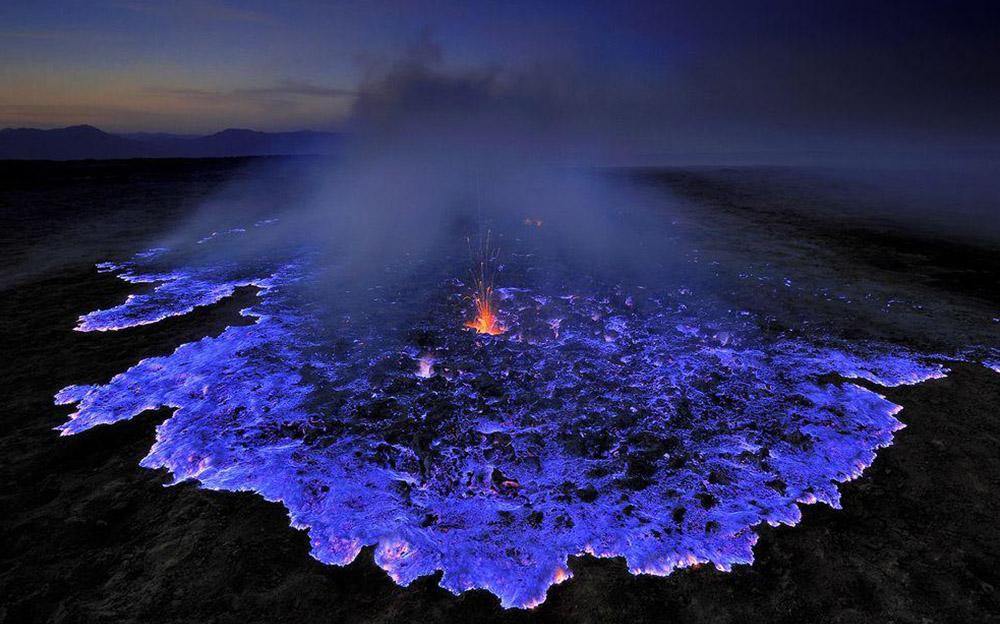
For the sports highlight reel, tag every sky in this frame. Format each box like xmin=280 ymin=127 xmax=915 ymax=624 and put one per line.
xmin=2 ymin=0 xmax=999 ymax=159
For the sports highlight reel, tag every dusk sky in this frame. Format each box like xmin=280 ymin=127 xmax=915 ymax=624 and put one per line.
xmin=3 ymin=0 xmax=999 ymax=158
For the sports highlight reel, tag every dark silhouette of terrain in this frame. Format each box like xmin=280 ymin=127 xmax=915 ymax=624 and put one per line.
xmin=0 ymin=125 xmax=344 ymax=160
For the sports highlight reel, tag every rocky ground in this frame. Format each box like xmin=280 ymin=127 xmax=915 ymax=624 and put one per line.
xmin=2 ymin=159 xmax=998 ymax=623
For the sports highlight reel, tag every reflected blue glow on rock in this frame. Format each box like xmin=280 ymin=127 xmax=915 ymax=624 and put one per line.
xmin=57 ymin=230 xmax=959 ymax=609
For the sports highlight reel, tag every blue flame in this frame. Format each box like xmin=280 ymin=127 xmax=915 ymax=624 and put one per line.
xmin=56 ymin=225 xmax=976 ymax=609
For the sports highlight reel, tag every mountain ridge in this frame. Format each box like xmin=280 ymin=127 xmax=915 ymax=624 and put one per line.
xmin=0 ymin=125 xmax=344 ymax=160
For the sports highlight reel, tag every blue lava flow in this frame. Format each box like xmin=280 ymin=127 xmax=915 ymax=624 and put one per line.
xmin=56 ymin=223 xmax=969 ymax=609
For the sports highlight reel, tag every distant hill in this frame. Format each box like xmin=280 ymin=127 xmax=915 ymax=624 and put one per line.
xmin=0 ymin=125 xmax=345 ymax=160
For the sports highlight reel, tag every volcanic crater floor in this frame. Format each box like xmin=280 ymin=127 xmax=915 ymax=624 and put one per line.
xmin=2 ymin=160 xmax=999 ymax=623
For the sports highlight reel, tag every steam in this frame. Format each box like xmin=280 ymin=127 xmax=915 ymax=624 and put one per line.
xmin=165 ymin=40 xmax=686 ymax=323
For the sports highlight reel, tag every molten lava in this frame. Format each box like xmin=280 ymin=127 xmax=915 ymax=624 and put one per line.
xmin=466 ymin=292 xmax=505 ymax=335
xmin=464 ymin=230 xmax=506 ymax=335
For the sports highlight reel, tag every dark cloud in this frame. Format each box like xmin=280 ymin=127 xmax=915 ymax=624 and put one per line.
xmin=7 ymin=1 xmax=1000 ymax=157
xmin=622 ymin=0 xmax=1000 ymax=149
xmin=334 ymin=4 xmax=1000 ymax=164
xmin=342 ymin=38 xmax=631 ymax=163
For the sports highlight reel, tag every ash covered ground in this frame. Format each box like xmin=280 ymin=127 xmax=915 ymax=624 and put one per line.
xmin=2 ymin=158 xmax=999 ymax=623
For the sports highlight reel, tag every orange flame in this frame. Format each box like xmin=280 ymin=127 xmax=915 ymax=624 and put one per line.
xmin=464 ymin=231 xmax=505 ymax=335
xmin=465 ymin=290 xmax=505 ymax=335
